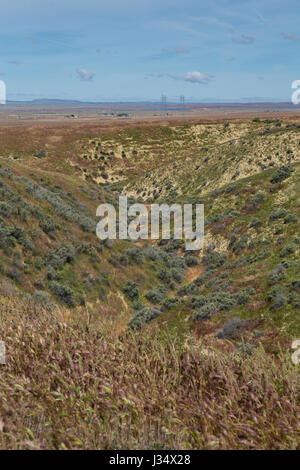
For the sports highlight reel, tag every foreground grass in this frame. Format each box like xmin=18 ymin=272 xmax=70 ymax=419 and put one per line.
xmin=0 ymin=297 xmax=299 ymax=450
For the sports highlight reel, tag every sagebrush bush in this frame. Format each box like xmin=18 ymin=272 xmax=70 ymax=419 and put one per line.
xmin=0 ymin=201 xmax=17 ymax=218
xmin=217 ymin=317 xmax=245 ymax=339
xmin=159 ymin=297 xmax=180 ymax=311
xmin=230 ymin=234 xmax=249 ymax=254
xmin=31 ymin=290 xmax=56 ymax=311
xmin=270 ymin=165 xmax=293 ymax=184
xmin=0 ymin=225 xmax=16 ymax=250
xmin=21 ymin=176 xmax=96 ymax=232
xmin=284 ymin=213 xmax=298 ymax=224
xmin=122 ymin=280 xmax=139 ymax=300
xmin=269 ymin=208 xmax=287 ymax=222
xmin=39 ymin=216 xmax=58 ymax=235
xmin=46 ymin=266 xmax=61 ymax=281
xmin=193 ymin=302 xmax=217 ymax=321
xmin=49 ymin=281 xmax=76 ymax=307
xmin=250 ymin=217 xmax=262 ymax=228
xmin=280 ymin=242 xmax=296 ymax=257
xmin=47 ymin=242 xmax=75 ymax=269
xmin=269 ymin=264 xmax=286 ymax=285
xmin=202 ymin=249 xmax=227 ymax=270
xmin=35 ymin=149 xmax=46 ymax=158
xmin=177 ymin=282 xmax=200 ymax=296
xmin=184 ymin=255 xmax=199 ymax=267
xmin=157 ymin=267 xmax=184 ymax=287
xmin=267 ymin=286 xmax=288 ymax=310
xmin=145 ymin=286 xmax=167 ymax=304
xmin=235 ymin=288 xmax=255 ymax=305
xmin=129 ymin=306 xmax=161 ymax=330
xmin=124 ymin=247 xmax=144 ymax=264
xmin=144 ymin=246 xmax=161 ymax=261
xmin=6 ymin=266 xmax=23 ymax=283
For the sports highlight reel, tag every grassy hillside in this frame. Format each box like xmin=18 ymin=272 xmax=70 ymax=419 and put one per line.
xmin=0 ymin=296 xmax=299 ymax=450
xmin=0 ymin=117 xmax=299 ymax=449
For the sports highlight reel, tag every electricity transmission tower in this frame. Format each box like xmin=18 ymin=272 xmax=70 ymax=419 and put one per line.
xmin=180 ymin=95 xmax=185 ymax=106
xmin=161 ymin=94 xmax=167 ymax=109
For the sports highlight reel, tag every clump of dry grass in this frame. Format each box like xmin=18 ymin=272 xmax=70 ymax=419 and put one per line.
xmin=0 ymin=296 xmax=299 ymax=450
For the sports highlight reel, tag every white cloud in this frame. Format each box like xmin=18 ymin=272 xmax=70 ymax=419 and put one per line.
xmin=76 ymin=68 xmax=95 ymax=81
xmin=169 ymin=71 xmax=213 ymax=84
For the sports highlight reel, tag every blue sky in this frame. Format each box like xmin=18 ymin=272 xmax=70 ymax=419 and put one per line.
xmin=1 ymin=0 xmax=300 ymax=102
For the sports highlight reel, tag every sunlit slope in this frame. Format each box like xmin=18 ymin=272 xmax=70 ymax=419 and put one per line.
xmin=0 ymin=118 xmax=299 ymax=338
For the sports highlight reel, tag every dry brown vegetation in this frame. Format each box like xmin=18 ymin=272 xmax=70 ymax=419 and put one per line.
xmin=0 ymin=296 xmax=299 ymax=450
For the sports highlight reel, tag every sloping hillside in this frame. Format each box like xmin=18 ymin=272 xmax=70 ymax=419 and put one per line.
xmin=0 ymin=118 xmax=299 ymax=337
xmin=0 ymin=117 xmax=299 ymax=449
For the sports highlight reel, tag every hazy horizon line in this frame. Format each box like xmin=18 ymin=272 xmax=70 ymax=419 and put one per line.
xmin=2 ymin=97 xmax=295 ymax=105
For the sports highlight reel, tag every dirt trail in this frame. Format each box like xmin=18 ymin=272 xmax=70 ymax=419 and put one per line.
xmin=185 ymin=264 xmax=205 ymax=284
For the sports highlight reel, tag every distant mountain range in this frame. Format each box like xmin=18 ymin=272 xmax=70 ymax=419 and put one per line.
xmin=2 ymin=98 xmax=297 ymax=107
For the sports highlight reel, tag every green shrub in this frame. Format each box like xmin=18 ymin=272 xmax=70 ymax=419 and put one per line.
xmin=203 ymin=249 xmax=226 ymax=270
xmin=270 ymin=165 xmax=293 ymax=184
xmin=32 ymin=290 xmax=56 ymax=311
xmin=267 ymin=286 xmax=288 ymax=310
xmin=217 ymin=317 xmax=244 ymax=339
xmin=269 ymin=208 xmax=287 ymax=222
xmin=218 ymin=294 xmax=237 ymax=311
xmin=157 ymin=266 xmax=184 ymax=287
xmin=177 ymin=282 xmax=200 ymax=296
xmin=76 ymin=243 xmax=95 ymax=255
xmin=193 ymin=303 xmax=217 ymax=321
xmin=6 ymin=266 xmax=23 ymax=283
xmin=235 ymin=288 xmax=255 ymax=305
xmin=159 ymin=297 xmax=180 ymax=311
xmin=47 ymin=242 xmax=75 ymax=269
xmin=124 ymin=247 xmax=144 ymax=264
xmin=49 ymin=281 xmax=75 ymax=307
xmin=145 ymin=286 xmax=167 ymax=304
xmin=191 ymin=290 xmax=240 ymax=313
xmin=231 ymin=234 xmax=249 ymax=254
xmin=144 ymin=246 xmax=161 ymax=261
xmin=128 ymin=306 xmax=161 ymax=330
xmin=170 ymin=267 xmax=185 ymax=283
xmin=184 ymin=255 xmax=199 ymax=267
xmin=0 ymin=225 xmax=16 ymax=249
xmin=122 ymin=280 xmax=139 ymax=300
xmin=164 ymin=239 xmax=184 ymax=252
xmin=250 ymin=217 xmax=261 ymax=228
xmin=236 ymin=342 xmax=255 ymax=357
xmin=251 ymin=192 xmax=265 ymax=208
xmin=46 ymin=266 xmax=61 ymax=281
xmin=39 ymin=216 xmax=58 ymax=235
xmin=280 ymin=243 xmax=296 ymax=257
xmin=283 ymin=213 xmax=298 ymax=224
xmin=0 ymin=202 xmax=17 ymax=218
xmin=269 ymin=265 xmax=286 ymax=285
xmin=102 ymin=238 xmax=114 ymax=249
xmin=35 ymin=149 xmax=46 ymax=158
